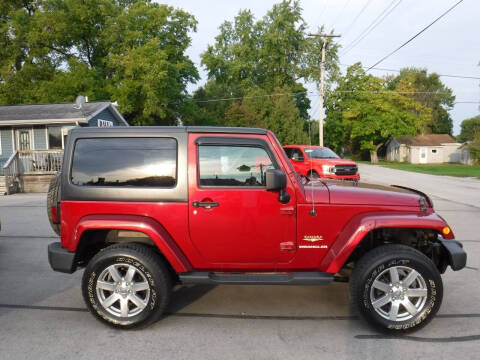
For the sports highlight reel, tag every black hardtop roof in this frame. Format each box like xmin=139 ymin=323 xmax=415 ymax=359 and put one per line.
xmin=69 ymin=126 xmax=268 ymax=135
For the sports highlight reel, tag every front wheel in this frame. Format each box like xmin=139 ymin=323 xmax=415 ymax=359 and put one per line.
xmin=82 ymin=243 xmax=172 ymax=329
xmin=350 ymin=244 xmax=443 ymax=333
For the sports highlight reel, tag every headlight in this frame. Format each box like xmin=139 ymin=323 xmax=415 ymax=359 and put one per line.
xmin=322 ymin=165 xmax=335 ymax=174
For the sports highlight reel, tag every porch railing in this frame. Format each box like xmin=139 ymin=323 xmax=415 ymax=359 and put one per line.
xmin=18 ymin=150 xmax=64 ymax=174
xmin=3 ymin=151 xmax=20 ymax=195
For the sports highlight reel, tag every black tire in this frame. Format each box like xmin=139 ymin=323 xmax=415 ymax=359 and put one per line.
xmin=82 ymin=243 xmax=172 ymax=329
xmin=350 ymin=244 xmax=443 ymax=333
xmin=46 ymin=171 xmax=61 ymax=235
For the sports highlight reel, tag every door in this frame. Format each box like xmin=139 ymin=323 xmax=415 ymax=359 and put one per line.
xmin=188 ymin=135 xmax=297 ymax=265
xmin=419 ymin=147 xmax=427 ymax=164
xmin=18 ymin=130 xmax=31 ymax=150
xmin=285 ymin=147 xmax=309 ymax=175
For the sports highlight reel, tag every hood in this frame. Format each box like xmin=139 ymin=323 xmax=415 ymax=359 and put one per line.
xmin=303 ymin=180 xmax=425 ymax=208
xmin=310 ymin=158 xmax=357 ymax=166
xmin=327 ymin=181 xmax=424 ymax=207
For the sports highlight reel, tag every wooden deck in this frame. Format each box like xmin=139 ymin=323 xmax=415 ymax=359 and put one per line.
xmin=21 ymin=174 xmax=55 ymax=193
xmin=0 ymin=176 xmax=6 ymax=195
xmin=3 ymin=150 xmax=61 ymax=194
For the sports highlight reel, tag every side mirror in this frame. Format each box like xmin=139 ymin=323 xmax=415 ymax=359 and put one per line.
xmin=266 ymin=169 xmax=290 ymax=204
xmin=266 ymin=169 xmax=286 ymax=191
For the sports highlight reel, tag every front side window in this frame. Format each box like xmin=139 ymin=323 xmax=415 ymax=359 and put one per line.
xmin=199 ymin=145 xmax=274 ymax=187
xmin=291 ymin=148 xmax=304 ymax=161
xmin=71 ymin=138 xmax=177 ymax=187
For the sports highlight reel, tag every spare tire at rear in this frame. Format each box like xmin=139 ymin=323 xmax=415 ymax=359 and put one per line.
xmin=47 ymin=172 xmax=61 ymax=236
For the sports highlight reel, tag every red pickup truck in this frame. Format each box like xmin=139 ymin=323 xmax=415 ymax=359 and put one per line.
xmin=47 ymin=126 xmax=466 ymax=332
xmin=283 ymin=145 xmax=360 ymax=181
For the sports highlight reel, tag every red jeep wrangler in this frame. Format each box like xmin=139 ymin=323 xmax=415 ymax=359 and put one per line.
xmin=283 ymin=145 xmax=360 ymax=181
xmin=47 ymin=126 xmax=466 ymax=332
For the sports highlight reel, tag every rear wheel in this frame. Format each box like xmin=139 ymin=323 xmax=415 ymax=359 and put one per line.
xmin=82 ymin=243 xmax=172 ymax=329
xmin=350 ymin=244 xmax=443 ymax=333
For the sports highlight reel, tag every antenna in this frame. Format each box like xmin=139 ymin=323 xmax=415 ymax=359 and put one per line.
xmin=73 ymin=95 xmax=86 ymax=110
xmin=308 ymin=122 xmax=317 ymax=217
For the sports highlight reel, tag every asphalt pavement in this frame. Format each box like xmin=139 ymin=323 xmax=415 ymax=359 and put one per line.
xmin=0 ymin=165 xmax=479 ymax=360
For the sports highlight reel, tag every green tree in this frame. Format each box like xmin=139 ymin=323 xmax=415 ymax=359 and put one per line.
xmin=325 ymin=64 xmax=431 ymax=163
xmin=458 ymin=115 xmax=480 ymax=143
xmin=469 ymin=133 xmax=480 ymax=164
xmin=225 ymin=87 xmax=309 ymax=145
xmin=0 ymin=0 xmax=199 ymax=125
xmin=387 ymin=68 xmax=455 ymax=135
xmin=196 ymin=0 xmax=339 ymax=131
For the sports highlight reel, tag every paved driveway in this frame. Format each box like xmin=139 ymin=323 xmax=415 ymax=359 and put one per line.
xmin=358 ymin=163 xmax=480 ymax=209
xmin=0 ymin=166 xmax=479 ymax=360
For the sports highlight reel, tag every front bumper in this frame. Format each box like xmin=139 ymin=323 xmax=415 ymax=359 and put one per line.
xmin=438 ymin=236 xmax=467 ymax=271
xmin=322 ymin=174 xmax=360 ymax=181
xmin=48 ymin=242 xmax=76 ymax=274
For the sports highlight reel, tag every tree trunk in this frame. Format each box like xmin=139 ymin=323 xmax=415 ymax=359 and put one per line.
xmin=369 ymin=142 xmax=383 ymax=164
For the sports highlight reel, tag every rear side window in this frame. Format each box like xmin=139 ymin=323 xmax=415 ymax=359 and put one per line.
xmin=71 ymin=138 xmax=177 ymax=187
xmin=198 ymin=145 xmax=274 ymax=187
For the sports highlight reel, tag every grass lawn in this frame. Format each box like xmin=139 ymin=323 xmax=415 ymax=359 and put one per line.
xmin=364 ymin=161 xmax=480 ymax=179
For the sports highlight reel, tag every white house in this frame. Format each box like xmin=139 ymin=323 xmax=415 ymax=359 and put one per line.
xmin=386 ymin=134 xmax=462 ymax=164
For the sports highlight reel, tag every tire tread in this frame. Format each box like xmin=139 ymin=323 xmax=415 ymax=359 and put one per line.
xmin=82 ymin=243 xmax=172 ymax=329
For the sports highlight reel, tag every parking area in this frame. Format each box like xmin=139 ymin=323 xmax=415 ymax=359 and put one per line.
xmin=0 ymin=165 xmax=479 ymax=360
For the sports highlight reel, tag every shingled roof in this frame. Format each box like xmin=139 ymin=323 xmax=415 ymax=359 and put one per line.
xmin=0 ymin=101 xmax=111 ymax=121
xmin=396 ymin=134 xmax=458 ymax=146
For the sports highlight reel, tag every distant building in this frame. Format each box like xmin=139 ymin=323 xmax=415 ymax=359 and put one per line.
xmin=458 ymin=142 xmax=474 ymax=165
xmin=386 ymin=134 xmax=462 ymax=164
xmin=1 ymin=97 xmax=128 ymax=194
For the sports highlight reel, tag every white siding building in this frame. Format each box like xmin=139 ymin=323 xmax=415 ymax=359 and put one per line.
xmin=386 ymin=134 xmax=462 ymax=164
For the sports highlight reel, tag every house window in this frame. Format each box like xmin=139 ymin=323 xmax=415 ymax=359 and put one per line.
xmin=48 ymin=126 xmax=63 ymax=149
xmin=432 ymin=149 xmax=437 ymax=154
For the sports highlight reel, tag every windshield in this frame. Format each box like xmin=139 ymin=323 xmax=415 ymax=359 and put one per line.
xmin=304 ymin=148 xmax=339 ymax=159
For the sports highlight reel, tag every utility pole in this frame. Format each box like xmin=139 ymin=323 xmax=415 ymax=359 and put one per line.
xmin=308 ymin=33 xmax=340 ymax=146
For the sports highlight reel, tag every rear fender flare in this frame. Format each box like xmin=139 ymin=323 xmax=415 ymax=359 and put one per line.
xmin=72 ymin=214 xmax=192 ymax=273
xmin=319 ymin=211 xmax=450 ymax=274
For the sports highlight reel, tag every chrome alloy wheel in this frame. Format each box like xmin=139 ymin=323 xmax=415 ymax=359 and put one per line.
xmin=96 ymin=263 xmax=151 ymax=318
xmin=370 ymin=266 xmax=428 ymax=322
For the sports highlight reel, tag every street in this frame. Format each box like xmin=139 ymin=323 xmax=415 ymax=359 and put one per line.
xmin=0 ymin=165 xmax=479 ymax=360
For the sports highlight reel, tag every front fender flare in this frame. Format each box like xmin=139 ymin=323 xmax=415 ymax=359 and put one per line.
xmin=319 ymin=211 xmax=450 ymax=274
xmin=72 ymin=214 xmax=192 ymax=273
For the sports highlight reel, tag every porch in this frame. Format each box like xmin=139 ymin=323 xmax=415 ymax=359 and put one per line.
xmin=2 ymin=150 xmax=63 ymax=194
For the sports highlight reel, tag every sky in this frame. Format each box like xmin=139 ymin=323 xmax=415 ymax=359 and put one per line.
xmin=159 ymin=0 xmax=480 ymax=135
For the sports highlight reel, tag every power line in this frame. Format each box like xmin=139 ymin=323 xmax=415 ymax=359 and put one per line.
xmin=367 ymin=0 xmax=464 ymax=70
xmin=342 ymin=0 xmax=375 ymax=38
xmin=312 ymin=0 xmax=329 ymax=30
xmin=328 ymin=90 xmax=454 ymax=95
xmin=342 ymin=0 xmax=403 ymax=56
xmin=328 ymin=0 xmax=353 ymax=31
xmin=193 ymin=91 xmax=312 ymax=103
xmin=339 ymin=63 xmax=480 ymax=80
xmin=190 ymin=90 xmax=469 ymax=104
